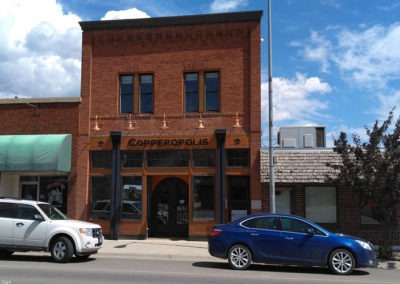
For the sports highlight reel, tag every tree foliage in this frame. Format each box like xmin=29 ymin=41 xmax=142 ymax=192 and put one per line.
xmin=327 ymin=109 xmax=400 ymax=259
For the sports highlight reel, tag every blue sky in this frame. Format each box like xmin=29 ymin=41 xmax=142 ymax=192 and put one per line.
xmin=1 ymin=0 xmax=400 ymax=147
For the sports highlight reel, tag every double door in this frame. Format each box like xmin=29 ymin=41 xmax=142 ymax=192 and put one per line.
xmin=150 ymin=177 xmax=188 ymax=238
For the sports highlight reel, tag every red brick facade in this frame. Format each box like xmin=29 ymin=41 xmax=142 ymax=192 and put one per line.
xmin=78 ymin=11 xmax=262 ymax=238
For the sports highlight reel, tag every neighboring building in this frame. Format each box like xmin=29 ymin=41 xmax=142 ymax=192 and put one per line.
xmin=261 ymin=126 xmax=400 ymax=245
xmin=0 ymin=97 xmax=80 ymax=214
xmin=78 ymin=11 xmax=263 ymax=239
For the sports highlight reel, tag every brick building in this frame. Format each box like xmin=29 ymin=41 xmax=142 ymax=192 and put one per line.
xmin=76 ymin=11 xmax=262 ymax=239
xmin=0 ymin=97 xmax=80 ymax=213
xmin=261 ymin=127 xmax=400 ymax=246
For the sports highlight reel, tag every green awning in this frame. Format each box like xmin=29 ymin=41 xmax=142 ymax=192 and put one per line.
xmin=0 ymin=134 xmax=72 ymax=172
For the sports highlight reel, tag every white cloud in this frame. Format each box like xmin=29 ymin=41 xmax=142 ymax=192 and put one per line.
xmin=101 ymin=8 xmax=150 ymax=20
xmin=334 ymin=23 xmax=400 ymax=88
xmin=372 ymin=90 xmax=400 ymax=121
xmin=328 ymin=125 xmax=369 ymax=147
xmin=209 ymin=0 xmax=247 ymax=13
xmin=0 ymin=0 xmax=82 ymax=98
xmin=303 ymin=31 xmax=332 ymax=73
xmin=261 ymin=73 xmax=331 ymax=126
xmin=0 ymin=1 xmax=152 ymax=99
xmin=301 ymin=23 xmax=400 ymax=89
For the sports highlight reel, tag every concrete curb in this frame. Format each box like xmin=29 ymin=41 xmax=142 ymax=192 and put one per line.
xmin=97 ymin=239 xmax=400 ymax=270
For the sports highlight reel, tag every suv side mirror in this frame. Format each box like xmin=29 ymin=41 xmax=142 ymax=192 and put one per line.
xmin=34 ymin=214 xmax=45 ymax=222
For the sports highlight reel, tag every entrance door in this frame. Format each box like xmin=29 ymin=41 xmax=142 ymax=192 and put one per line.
xmin=150 ymin=177 xmax=188 ymax=238
xmin=20 ymin=183 xmax=38 ymax=200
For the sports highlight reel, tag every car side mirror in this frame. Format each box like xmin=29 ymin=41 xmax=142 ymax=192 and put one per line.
xmin=34 ymin=214 xmax=45 ymax=222
xmin=307 ymin=228 xmax=315 ymax=236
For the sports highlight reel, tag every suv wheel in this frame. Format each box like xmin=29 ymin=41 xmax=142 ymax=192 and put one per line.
xmin=51 ymin=237 xmax=74 ymax=263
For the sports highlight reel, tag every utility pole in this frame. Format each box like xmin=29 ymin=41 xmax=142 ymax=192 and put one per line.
xmin=268 ymin=0 xmax=276 ymax=213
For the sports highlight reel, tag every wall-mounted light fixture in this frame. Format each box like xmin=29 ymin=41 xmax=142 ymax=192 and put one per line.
xmin=92 ymin=115 xmax=101 ymax=131
xmin=233 ymin=111 xmax=242 ymax=128
xmin=126 ymin=114 xmax=135 ymax=130
xmin=160 ymin=113 xmax=168 ymax=129
xmin=197 ymin=113 xmax=205 ymax=129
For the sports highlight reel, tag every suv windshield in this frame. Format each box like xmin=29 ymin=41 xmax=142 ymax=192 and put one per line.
xmin=38 ymin=203 xmax=68 ymax=220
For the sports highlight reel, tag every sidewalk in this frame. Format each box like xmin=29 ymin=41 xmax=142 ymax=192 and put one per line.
xmin=98 ymin=238 xmax=212 ymax=261
xmin=98 ymin=238 xmax=400 ymax=270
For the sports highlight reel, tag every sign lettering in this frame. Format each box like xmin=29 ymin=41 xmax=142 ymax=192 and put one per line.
xmin=128 ymin=138 xmax=209 ymax=147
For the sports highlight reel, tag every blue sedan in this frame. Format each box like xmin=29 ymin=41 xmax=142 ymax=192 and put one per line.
xmin=208 ymin=214 xmax=377 ymax=275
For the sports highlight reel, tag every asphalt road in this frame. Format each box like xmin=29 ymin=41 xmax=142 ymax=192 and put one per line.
xmin=0 ymin=253 xmax=399 ymax=284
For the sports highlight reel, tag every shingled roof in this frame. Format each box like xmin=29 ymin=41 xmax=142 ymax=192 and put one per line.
xmin=260 ymin=149 xmax=341 ymax=183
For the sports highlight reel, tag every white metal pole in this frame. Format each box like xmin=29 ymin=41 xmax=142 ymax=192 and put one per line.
xmin=268 ymin=0 xmax=276 ymax=213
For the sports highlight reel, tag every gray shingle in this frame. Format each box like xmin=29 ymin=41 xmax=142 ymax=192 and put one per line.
xmin=260 ymin=149 xmax=341 ymax=183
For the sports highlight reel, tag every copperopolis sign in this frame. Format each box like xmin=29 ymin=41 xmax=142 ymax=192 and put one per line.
xmin=127 ymin=138 xmax=210 ymax=147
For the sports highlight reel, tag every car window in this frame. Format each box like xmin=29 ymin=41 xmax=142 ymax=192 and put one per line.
xmin=38 ymin=203 xmax=68 ymax=220
xmin=16 ymin=204 xmax=40 ymax=220
xmin=243 ymin=217 xmax=280 ymax=230
xmin=280 ymin=217 xmax=312 ymax=234
xmin=0 ymin=202 xmax=15 ymax=218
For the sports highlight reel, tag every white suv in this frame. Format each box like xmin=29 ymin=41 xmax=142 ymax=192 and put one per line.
xmin=0 ymin=197 xmax=104 ymax=263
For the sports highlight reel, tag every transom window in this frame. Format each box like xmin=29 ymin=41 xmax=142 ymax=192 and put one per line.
xmin=184 ymin=71 xmax=219 ymax=113
xmin=120 ymin=74 xmax=153 ymax=114
xmin=226 ymin=149 xmax=250 ymax=167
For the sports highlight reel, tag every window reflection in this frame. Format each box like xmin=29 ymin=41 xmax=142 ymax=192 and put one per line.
xmin=193 ymin=176 xmax=215 ymax=221
xmin=121 ymin=176 xmax=142 ymax=220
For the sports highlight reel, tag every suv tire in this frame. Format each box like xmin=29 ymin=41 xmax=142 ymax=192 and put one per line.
xmin=51 ymin=236 xmax=74 ymax=263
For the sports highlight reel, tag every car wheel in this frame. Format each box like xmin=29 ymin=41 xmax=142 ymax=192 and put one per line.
xmin=228 ymin=244 xmax=252 ymax=270
xmin=329 ymin=248 xmax=355 ymax=275
xmin=51 ymin=237 xmax=74 ymax=263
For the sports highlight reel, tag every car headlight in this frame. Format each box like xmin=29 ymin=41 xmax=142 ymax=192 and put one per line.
xmin=356 ymin=240 xmax=372 ymax=251
xmin=79 ymin=228 xmax=93 ymax=237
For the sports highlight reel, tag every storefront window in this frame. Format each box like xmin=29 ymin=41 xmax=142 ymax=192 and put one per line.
xmin=92 ymin=151 xmax=112 ymax=169
xmin=147 ymin=150 xmax=189 ymax=167
xmin=91 ymin=176 xmax=112 ymax=220
xmin=226 ymin=149 xmax=249 ymax=167
xmin=122 ymin=151 xmax=143 ymax=168
xmin=193 ymin=149 xmax=215 ymax=168
xmin=19 ymin=176 xmax=68 ymax=214
xmin=228 ymin=176 xmax=249 ymax=221
xmin=193 ymin=176 xmax=215 ymax=221
xmin=121 ymin=176 xmax=142 ymax=220
xmin=39 ymin=177 xmax=68 ymax=213
xmin=275 ymin=187 xmax=292 ymax=214
xmin=305 ymin=186 xmax=337 ymax=223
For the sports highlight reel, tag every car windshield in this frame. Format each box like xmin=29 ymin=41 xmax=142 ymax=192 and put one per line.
xmin=38 ymin=203 xmax=68 ymax=220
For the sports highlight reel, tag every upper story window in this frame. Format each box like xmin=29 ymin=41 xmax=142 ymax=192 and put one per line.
xmin=184 ymin=72 xmax=219 ymax=113
xmin=120 ymin=74 xmax=153 ymax=114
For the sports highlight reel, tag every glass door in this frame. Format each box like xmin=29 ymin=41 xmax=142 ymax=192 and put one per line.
xmin=20 ymin=182 xmax=38 ymax=200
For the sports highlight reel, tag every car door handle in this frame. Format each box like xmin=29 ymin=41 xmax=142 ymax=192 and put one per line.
xmin=284 ymin=237 xmax=294 ymax=240
xmin=251 ymin=233 xmax=259 ymax=236
xmin=16 ymin=222 xmax=24 ymax=227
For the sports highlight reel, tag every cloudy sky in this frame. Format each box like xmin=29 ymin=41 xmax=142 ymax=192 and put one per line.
xmin=1 ymin=0 xmax=399 ymax=147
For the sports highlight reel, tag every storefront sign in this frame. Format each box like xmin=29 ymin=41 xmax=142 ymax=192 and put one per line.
xmin=128 ymin=138 xmax=209 ymax=147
